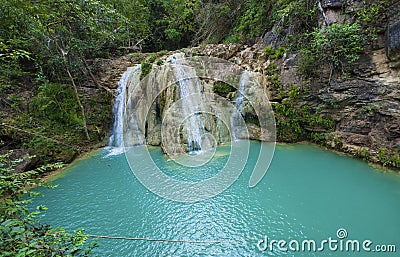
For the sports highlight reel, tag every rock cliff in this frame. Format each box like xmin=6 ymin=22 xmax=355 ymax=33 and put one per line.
xmin=99 ymin=41 xmax=399 ymax=169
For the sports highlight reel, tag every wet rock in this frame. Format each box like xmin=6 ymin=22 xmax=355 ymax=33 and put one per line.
xmin=263 ymin=29 xmax=289 ymax=48
xmin=387 ymin=21 xmax=400 ymax=63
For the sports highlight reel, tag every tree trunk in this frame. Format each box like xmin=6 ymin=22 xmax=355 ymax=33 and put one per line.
xmin=62 ymin=59 xmax=91 ymax=140
xmin=52 ymin=38 xmax=91 ymax=140
xmin=80 ymin=54 xmax=113 ymax=94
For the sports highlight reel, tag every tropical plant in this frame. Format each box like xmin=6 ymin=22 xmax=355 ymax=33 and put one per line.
xmin=0 ymin=151 xmax=97 ymax=256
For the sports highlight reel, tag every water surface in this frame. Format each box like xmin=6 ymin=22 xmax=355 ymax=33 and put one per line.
xmin=32 ymin=142 xmax=400 ymax=256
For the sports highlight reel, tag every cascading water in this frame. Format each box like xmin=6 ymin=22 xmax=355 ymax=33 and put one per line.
xmin=109 ymin=53 xmax=257 ymax=154
xmin=231 ymin=69 xmax=249 ymax=140
xmin=108 ymin=65 xmax=144 ymax=148
xmin=170 ymin=54 xmax=211 ymax=153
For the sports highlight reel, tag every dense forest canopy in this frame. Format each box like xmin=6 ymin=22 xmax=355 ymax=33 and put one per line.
xmin=2 ymin=0 xmax=387 ymax=85
xmin=0 ymin=0 xmax=318 ymax=63
xmin=1 ymin=0 xmax=386 ymax=83
xmin=0 ymin=0 xmax=389 ymax=153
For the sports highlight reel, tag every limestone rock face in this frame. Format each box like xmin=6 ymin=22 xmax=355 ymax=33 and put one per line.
xmin=103 ymin=40 xmax=399 ymax=167
xmin=194 ymin=44 xmax=399 ymax=166
xmin=298 ymin=51 xmax=399 ymax=163
xmin=319 ymin=77 xmax=400 ymax=151
xmin=115 ymin=52 xmax=275 ymax=154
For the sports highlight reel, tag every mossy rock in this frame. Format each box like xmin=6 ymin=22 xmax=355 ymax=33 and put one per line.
xmin=212 ymin=81 xmax=236 ymax=98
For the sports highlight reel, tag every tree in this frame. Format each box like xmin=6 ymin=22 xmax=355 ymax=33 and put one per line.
xmin=299 ymin=23 xmax=365 ymax=80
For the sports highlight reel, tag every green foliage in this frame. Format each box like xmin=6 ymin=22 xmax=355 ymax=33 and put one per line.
xmin=264 ymin=46 xmax=275 ymax=57
xmin=212 ymin=81 xmax=236 ymax=98
xmin=266 ymin=63 xmax=284 ymax=93
xmin=265 ymin=0 xmax=319 ymax=51
xmin=0 ymin=0 xmax=152 ymax=86
xmin=391 ymin=152 xmax=400 ymax=168
xmin=1 ymin=66 xmax=111 ymax=164
xmin=355 ymin=147 xmax=370 ymax=161
xmin=221 ymin=0 xmax=318 ymax=44
xmin=299 ymin=23 xmax=366 ymax=78
xmin=145 ymin=0 xmax=200 ymax=50
xmin=311 ymin=133 xmax=326 ymax=144
xmin=378 ymin=148 xmax=400 ymax=168
xmin=273 ymin=47 xmax=286 ymax=60
xmin=332 ymin=136 xmax=344 ymax=149
xmin=0 ymin=0 xmax=382 ymax=69
xmin=243 ymin=112 xmax=260 ymax=127
xmin=140 ymin=50 xmax=168 ymax=79
xmin=273 ymin=0 xmax=318 ymax=32
xmin=194 ymin=1 xmax=237 ymax=43
xmin=352 ymin=0 xmax=389 ymax=40
xmin=298 ymin=51 xmax=320 ymax=78
xmin=31 ymin=83 xmax=82 ymax=126
xmin=0 ymin=39 xmax=32 ymax=82
xmin=361 ymin=104 xmax=374 ymax=115
xmin=140 ymin=61 xmax=152 ymax=80
xmin=378 ymin=148 xmax=390 ymax=166
xmin=1 ymin=1 xmax=139 ymax=151
xmin=272 ymin=85 xmax=334 ymax=142
xmin=226 ymin=1 xmax=272 ymax=43
xmin=264 ymin=46 xmax=286 ymax=60
xmin=148 ymin=50 xmax=168 ymax=63
xmin=0 ymin=152 xmax=97 ymax=256
xmin=7 ymin=94 xmax=23 ymax=110
xmin=267 ymin=63 xmax=334 ymax=142
xmin=156 ymin=59 xmax=164 ymax=66
xmin=25 ymin=136 xmax=63 ymax=163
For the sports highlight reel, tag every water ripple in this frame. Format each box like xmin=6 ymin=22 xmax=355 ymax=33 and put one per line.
xmin=30 ymin=143 xmax=400 ymax=257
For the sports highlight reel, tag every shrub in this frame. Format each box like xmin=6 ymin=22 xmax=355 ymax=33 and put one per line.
xmin=299 ymin=23 xmax=366 ymax=78
xmin=272 ymin=85 xmax=334 ymax=141
xmin=31 ymin=83 xmax=82 ymax=126
xmin=264 ymin=46 xmax=286 ymax=60
xmin=140 ymin=61 xmax=152 ymax=80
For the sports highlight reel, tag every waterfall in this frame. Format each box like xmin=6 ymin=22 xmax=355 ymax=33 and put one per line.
xmin=109 ymin=53 xmax=257 ymax=153
xmin=170 ymin=54 xmax=211 ymax=153
xmin=231 ymin=69 xmax=249 ymax=140
xmin=108 ymin=65 xmax=144 ymax=147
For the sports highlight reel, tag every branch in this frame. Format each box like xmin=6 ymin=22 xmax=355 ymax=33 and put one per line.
xmin=79 ymin=53 xmax=113 ymax=94
xmin=46 ymin=28 xmax=90 ymax=140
